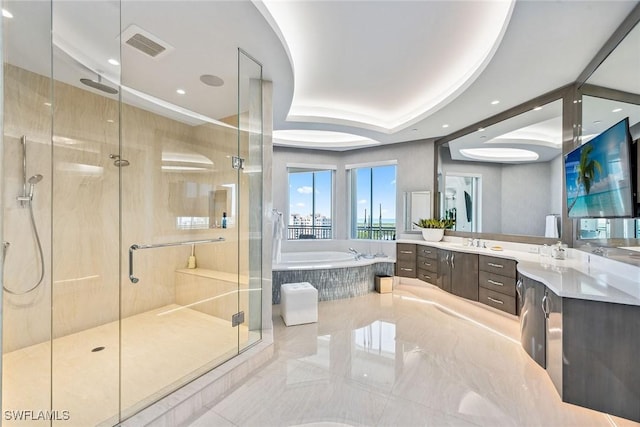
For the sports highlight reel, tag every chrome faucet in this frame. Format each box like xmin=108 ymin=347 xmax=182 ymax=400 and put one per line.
xmin=592 ymin=247 xmax=607 ymax=256
xmin=348 ymin=248 xmax=362 ymax=259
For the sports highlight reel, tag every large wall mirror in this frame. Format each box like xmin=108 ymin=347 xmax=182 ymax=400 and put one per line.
xmin=437 ymin=98 xmax=564 ymax=239
xmin=577 ymin=14 xmax=640 ymax=250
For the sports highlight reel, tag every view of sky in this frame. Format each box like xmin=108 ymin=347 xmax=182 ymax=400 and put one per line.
xmin=288 ymin=166 xmax=396 ymax=223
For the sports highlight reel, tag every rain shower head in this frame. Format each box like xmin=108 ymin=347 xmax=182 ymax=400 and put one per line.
xmin=80 ymin=75 xmax=118 ymax=95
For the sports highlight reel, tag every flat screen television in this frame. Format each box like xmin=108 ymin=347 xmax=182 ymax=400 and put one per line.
xmin=565 ymin=117 xmax=634 ymax=218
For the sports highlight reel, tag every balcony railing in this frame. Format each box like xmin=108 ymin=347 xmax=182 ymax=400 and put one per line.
xmin=288 ymin=225 xmax=332 ymax=240
xmin=355 ymin=226 xmax=396 ymax=240
xmin=287 ymin=225 xmax=396 ymax=240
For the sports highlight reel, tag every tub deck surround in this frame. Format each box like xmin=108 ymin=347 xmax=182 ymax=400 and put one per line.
xmin=272 ymin=251 xmax=395 ymax=304
xmin=396 ymin=238 xmax=640 ymax=306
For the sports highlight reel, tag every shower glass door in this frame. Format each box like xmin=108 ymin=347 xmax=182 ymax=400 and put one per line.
xmin=50 ymin=1 xmax=122 ymax=425
xmin=2 ymin=1 xmax=55 ymax=425
xmin=2 ymin=1 xmax=263 ymax=425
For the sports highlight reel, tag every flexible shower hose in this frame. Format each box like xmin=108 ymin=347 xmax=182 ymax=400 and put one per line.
xmin=2 ymin=201 xmax=45 ymax=295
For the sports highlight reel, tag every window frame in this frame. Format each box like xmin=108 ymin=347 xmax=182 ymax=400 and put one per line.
xmin=347 ymin=161 xmax=397 ymax=241
xmin=286 ymin=164 xmax=336 ymax=240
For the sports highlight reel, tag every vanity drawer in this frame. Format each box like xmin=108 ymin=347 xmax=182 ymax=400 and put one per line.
xmin=417 ymin=245 xmax=438 ymax=260
xmin=417 ymin=268 xmax=436 ymax=283
xmin=479 ymin=270 xmax=516 ymax=297
xmin=479 ymin=287 xmax=517 ymax=315
xmin=479 ymin=255 xmax=516 ymax=278
xmin=396 ymin=260 xmax=417 ymax=278
xmin=417 ymin=256 xmax=438 ymax=273
xmin=397 ymin=244 xmax=417 ymax=261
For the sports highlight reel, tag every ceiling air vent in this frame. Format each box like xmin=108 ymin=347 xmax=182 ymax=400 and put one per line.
xmin=121 ymin=24 xmax=174 ymax=59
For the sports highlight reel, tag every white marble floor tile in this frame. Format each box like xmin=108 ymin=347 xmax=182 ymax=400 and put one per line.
xmin=188 ymin=284 xmax=640 ymax=427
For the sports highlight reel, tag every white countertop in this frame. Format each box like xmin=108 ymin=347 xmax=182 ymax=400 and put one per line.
xmin=397 ymin=237 xmax=640 ymax=306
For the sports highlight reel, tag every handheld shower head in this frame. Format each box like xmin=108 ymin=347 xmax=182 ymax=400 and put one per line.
xmin=28 ymin=174 xmax=43 ymax=200
xmin=28 ymin=174 xmax=43 ymax=185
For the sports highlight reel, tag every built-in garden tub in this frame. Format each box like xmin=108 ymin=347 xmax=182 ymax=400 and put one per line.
xmin=272 ymin=251 xmax=395 ymax=304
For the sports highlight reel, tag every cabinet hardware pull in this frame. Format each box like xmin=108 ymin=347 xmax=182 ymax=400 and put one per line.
xmin=487 ymin=279 xmax=504 ymax=286
xmin=542 ymin=294 xmax=549 ymax=318
xmin=400 ymin=251 xmax=413 ymax=254
xmin=487 ymin=296 xmax=504 ymax=305
xmin=487 ymin=262 xmax=503 ymax=268
xmin=451 ymin=253 xmax=455 ymax=269
xmin=423 ymin=250 xmax=431 ymax=254
xmin=423 ymin=262 xmax=431 ymax=266
xmin=422 ymin=274 xmax=431 ymax=279
xmin=400 ymin=268 xmax=413 ymax=272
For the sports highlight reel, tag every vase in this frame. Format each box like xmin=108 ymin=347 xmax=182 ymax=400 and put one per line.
xmin=421 ymin=228 xmax=444 ymax=242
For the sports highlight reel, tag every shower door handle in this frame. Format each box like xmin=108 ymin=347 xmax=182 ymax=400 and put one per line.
xmin=128 ymin=237 xmax=225 ymax=283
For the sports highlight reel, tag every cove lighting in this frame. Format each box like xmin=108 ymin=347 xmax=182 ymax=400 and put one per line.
xmin=491 ymin=100 xmax=500 ymax=105
xmin=176 ymin=89 xmax=186 ymax=95
xmin=442 ymin=124 xmax=450 ymax=128
xmin=273 ymin=130 xmax=380 ymax=150
xmin=257 ymin=0 xmax=515 ymax=132
xmin=460 ymin=147 xmax=539 ymax=162
xmin=108 ymin=58 xmax=120 ymax=66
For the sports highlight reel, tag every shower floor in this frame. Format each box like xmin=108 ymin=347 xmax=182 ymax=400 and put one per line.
xmin=2 ymin=304 xmax=248 ymax=426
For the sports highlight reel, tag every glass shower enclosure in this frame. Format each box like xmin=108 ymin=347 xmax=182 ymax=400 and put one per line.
xmin=1 ymin=1 xmax=263 ymax=425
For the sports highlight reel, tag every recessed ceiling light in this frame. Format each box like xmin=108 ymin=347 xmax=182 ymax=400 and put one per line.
xmin=612 ymin=108 xmax=622 ymax=113
xmin=442 ymin=124 xmax=449 ymax=128
xmin=533 ymin=106 xmax=543 ymax=111
xmin=411 ymin=128 xmax=418 ymax=131
xmin=200 ymin=74 xmax=224 ymax=87
xmin=43 ymin=102 xmax=51 ymax=107
xmin=478 ymin=127 xmax=485 ymax=132
xmin=593 ymin=120 xmax=601 ymax=124
xmin=107 ymin=119 xmax=114 ymax=123
xmin=490 ymin=100 xmax=500 ymax=105
xmin=2 ymin=9 xmax=13 ymax=19
xmin=108 ymin=58 xmax=120 ymax=66
xmin=176 ymin=89 xmax=186 ymax=95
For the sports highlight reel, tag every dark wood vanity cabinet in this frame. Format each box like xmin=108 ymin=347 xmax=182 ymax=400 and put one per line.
xmin=396 ymin=243 xmax=417 ymax=278
xmin=478 ymin=255 xmax=517 ymax=315
xmin=416 ymin=245 xmax=438 ymax=284
xmin=439 ymin=250 xmax=478 ymax=300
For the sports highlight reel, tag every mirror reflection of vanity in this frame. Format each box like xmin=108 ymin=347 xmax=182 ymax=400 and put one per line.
xmin=437 ymin=98 xmax=564 ymax=239
xmin=576 ymin=17 xmax=640 ymax=249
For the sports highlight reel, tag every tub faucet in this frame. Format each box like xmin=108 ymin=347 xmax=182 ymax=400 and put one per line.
xmin=348 ymin=248 xmax=362 ymax=259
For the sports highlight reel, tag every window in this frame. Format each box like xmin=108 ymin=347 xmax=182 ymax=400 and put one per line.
xmin=351 ymin=164 xmax=396 ymax=240
xmin=288 ymin=168 xmax=333 ymax=240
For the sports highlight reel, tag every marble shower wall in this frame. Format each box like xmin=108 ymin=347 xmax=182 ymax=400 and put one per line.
xmin=3 ymin=65 xmax=244 ymax=352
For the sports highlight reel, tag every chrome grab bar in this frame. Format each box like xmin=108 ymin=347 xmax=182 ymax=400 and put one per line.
xmin=129 ymin=237 xmax=225 ymax=283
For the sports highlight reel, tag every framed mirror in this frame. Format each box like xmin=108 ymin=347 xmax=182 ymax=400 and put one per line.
xmin=577 ymin=16 xmax=640 ymax=250
xmin=437 ymin=98 xmax=564 ymax=239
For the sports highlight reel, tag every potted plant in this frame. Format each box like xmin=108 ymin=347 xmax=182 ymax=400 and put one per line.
xmin=413 ymin=218 xmax=455 ymax=242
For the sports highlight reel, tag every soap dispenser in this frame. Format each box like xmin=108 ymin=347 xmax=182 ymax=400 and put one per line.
xmin=222 ymin=212 xmax=227 ymax=229
xmin=551 ymin=241 xmax=565 ymax=260
xmin=188 ymin=244 xmax=197 ymax=269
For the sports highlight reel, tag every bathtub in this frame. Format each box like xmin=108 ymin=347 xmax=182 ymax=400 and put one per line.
xmin=272 ymin=251 xmax=395 ymax=304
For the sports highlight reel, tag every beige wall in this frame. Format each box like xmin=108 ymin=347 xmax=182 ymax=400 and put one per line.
xmin=3 ymin=64 xmax=253 ymax=352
